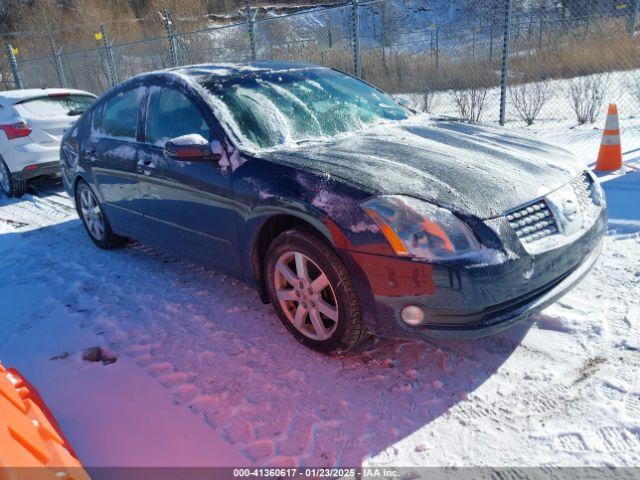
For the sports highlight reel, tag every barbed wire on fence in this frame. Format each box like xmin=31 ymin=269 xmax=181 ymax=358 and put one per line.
xmin=1 ymin=0 xmax=639 ymax=129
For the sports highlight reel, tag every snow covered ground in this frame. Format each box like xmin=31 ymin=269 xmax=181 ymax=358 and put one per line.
xmin=0 ymin=110 xmax=639 ymax=468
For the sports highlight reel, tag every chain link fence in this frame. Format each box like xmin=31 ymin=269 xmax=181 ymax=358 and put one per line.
xmin=2 ymin=0 xmax=640 ymax=138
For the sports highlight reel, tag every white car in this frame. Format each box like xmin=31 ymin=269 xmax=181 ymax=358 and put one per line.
xmin=0 ymin=88 xmax=96 ymax=197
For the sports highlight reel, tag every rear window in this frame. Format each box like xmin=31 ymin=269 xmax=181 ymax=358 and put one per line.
xmin=15 ymin=94 xmax=95 ymax=119
xmin=100 ymin=87 xmax=145 ymax=140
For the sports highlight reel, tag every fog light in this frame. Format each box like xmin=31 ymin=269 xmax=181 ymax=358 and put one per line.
xmin=401 ymin=305 xmax=425 ymax=326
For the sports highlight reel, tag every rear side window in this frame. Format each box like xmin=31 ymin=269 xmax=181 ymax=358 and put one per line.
xmin=145 ymin=87 xmax=211 ymax=146
xmin=15 ymin=94 xmax=95 ymax=119
xmin=91 ymin=102 xmax=104 ymax=133
xmin=101 ymin=87 xmax=145 ymax=140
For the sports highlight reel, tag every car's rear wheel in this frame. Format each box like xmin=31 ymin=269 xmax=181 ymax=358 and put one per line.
xmin=0 ymin=158 xmax=27 ymax=198
xmin=76 ymin=180 xmax=128 ymax=249
xmin=264 ymin=228 xmax=368 ymax=354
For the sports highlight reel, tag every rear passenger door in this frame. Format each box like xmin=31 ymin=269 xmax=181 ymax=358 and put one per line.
xmin=85 ymin=86 xmax=148 ymax=242
xmin=138 ymin=85 xmax=240 ymax=273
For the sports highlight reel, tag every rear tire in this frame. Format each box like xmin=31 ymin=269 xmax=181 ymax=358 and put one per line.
xmin=264 ymin=228 xmax=368 ymax=354
xmin=0 ymin=158 xmax=26 ymax=198
xmin=12 ymin=178 xmax=27 ymax=198
xmin=75 ymin=180 xmax=128 ymax=249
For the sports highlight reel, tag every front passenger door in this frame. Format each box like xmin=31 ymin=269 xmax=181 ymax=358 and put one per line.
xmin=138 ymin=86 xmax=240 ymax=273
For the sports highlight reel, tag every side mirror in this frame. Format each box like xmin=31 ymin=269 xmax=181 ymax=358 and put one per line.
xmin=165 ymin=134 xmax=222 ymax=162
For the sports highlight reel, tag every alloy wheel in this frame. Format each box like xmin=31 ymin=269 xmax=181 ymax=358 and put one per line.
xmin=79 ymin=188 xmax=105 ymax=241
xmin=273 ymin=251 xmax=339 ymax=341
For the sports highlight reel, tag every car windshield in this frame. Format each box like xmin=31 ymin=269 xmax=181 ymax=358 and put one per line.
xmin=16 ymin=94 xmax=95 ymax=118
xmin=201 ymin=68 xmax=411 ymax=149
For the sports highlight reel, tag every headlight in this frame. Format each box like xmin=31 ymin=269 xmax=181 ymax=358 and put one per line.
xmin=361 ymin=195 xmax=481 ymax=260
xmin=586 ymin=170 xmax=606 ymax=208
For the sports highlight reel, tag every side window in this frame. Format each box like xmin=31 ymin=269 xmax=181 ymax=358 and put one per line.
xmin=101 ymin=87 xmax=144 ymax=140
xmin=145 ymin=87 xmax=212 ymax=146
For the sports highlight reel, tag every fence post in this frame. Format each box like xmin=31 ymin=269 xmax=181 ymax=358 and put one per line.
xmin=351 ymin=0 xmax=361 ymax=78
xmin=435 ymin=24 xmax=439 ymax=72
xmin=380 ymin=0 xmax=387 ymax=72
xmin=50 ymin=37 xmax=67 ymax=88
xmin=163 ymin=10 xmax=178 ymax=67
xmin=5 ymin=43 xmax=23 ymax=89
xmin=489 ymin=24 xmax=494 ymax=62
xmin=245 ymin=0 xmax=257 ymax=61
xmin=472 ymin=26 xmax=477 ymax=62
xmin=100 ymin=25 xmax=117 ymax=86
xmin=631 ymin=0 xmax=640 ymax=35
xmin=499 ymin=0 xmax=513 ymax=127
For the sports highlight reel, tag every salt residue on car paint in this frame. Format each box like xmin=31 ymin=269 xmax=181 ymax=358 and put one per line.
xmin=310 ymin=187 xmax=379 ymax=234
xmin=240 ymin=177 xmax=276 ymax=200
xmin=218 ymin=149 xmax=246 ymax=172
xmin=104 ymin=144 xmax=137 ymax=159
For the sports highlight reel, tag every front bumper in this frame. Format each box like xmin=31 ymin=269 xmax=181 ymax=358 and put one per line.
xmin=344 ymin=206 xmax=606 ymax=340
xmin=384 ymin=241 xmax=600 ymax=339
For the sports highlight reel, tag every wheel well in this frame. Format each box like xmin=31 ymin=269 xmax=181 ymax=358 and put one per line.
xmin=253 ymin=214 xmax=329 ymax=303
xmin=73 ymin=175 xmax=85 ymax=194
xmin=71 ymin=176 xmax=87 ymax=212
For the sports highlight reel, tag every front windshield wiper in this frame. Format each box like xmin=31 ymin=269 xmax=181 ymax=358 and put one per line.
xmin=67 ymin=108 xmax=85 ymax=116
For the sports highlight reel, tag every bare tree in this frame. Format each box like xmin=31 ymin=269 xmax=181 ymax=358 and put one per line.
xmin=509 ymin=80 xmax=552 ymax=125
xmin=567 ymin=73 xmax=609 ymax=125
xmin=420 ymin=77 xmax=440 ymax=113
xmin=451 ymin=87 xmax=488 ymax=123
xmin=625 ymin=71 xmax=640 ymax=109
xmin=421 ymin=90 xmax=440 ymax=113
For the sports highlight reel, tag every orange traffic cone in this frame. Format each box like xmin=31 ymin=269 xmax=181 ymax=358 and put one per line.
xmin=595 ymin=103 xmax=623 ymax=172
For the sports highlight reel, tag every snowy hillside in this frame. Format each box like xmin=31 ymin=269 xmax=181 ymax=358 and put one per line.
xmin=250 ymin=0 xmax=500 ymax=51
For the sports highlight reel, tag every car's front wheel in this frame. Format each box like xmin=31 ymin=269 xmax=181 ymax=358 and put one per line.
xmin=264 ymin=228 xmax=368 ymax=354
xmin=76 ymin=180 xmax=128 ymax=249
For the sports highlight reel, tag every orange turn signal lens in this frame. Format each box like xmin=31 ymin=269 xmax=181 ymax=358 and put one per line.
xmin=364 ymin=208 xmax=409 ymax=255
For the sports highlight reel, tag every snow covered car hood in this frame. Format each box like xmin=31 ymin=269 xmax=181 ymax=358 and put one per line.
xmin=263 ymin=117 xmax=584 ymax=220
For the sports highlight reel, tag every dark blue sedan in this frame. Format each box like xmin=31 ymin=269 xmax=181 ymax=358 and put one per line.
xmin=60 ymin=62 xmax=606 ymax=353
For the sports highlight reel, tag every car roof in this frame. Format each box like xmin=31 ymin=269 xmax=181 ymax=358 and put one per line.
xmin=96 ymin=61 xmax=330 ymax=105
xmin=0 ymin=88 xmax=96 ymax=107
xmin=165 ymin=61 xmax=327 ymax=85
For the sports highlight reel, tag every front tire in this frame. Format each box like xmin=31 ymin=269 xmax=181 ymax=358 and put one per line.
xmin=264 ymin=228 xmax=368 ymax=354
xmin=76 ymin=180 xmax=128 ymax=249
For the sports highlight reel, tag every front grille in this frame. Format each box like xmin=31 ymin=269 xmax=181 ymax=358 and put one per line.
xmin=506 ymin=200 xmax=559 ymax=244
